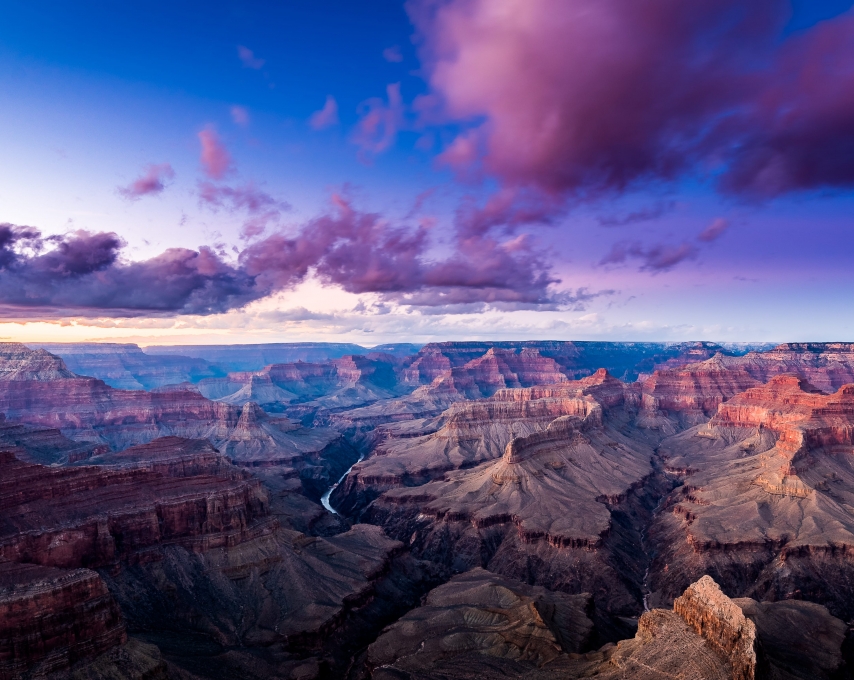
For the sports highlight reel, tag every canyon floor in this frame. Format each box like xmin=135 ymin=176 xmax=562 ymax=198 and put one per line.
xmin=2 ymin=340 xmax=854 ymax=680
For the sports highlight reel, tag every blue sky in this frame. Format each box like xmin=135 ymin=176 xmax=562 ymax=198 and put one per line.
xmin=1 ymin=0 xmax=854 ymax=345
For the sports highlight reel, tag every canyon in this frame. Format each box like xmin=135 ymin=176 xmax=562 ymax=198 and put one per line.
xmin=2 ymin=340 xmax=854 ymax=679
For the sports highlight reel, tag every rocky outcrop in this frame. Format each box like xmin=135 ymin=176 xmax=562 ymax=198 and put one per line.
xmin=367 ymin=568 xmax=594 ymax=674
xmin=0 ymin=345 xmax=353 ymax=491
xmin=0 ymin=562 xmax=126 ymax=679
xmin=31 ymin=343 xmax=223 ymax=390
xmin=0 ymin=346 xmax=240 ymax=450
xmin=672 ymin=575 xmax=757 ymax=680
xmin=369 ymin=575 xmax=758 ymax=679
xmin=638 ymin=354 xmax=761 ymax=427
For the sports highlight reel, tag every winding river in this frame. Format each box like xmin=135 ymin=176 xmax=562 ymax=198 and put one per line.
xmin=320 ymin=456 xmax=363 ymax=514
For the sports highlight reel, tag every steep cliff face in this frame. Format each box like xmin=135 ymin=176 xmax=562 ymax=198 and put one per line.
xmin=0 ymin=439 xmax=438 ymax=680
xmin=0 ymin=440 xmax=273 ymax=569
xmin=0 ymin=562 xmax=126 ymax=679
xmin=647 ymin=375 xmax=854 ymax=619
xmin=0 ymin=345 xmax=352 ymax=492
xmin=686 ymin=343 xmax=854 ymax=393
xmin=638 ymin=354 xmax=761 ymax=427
xmin=0 ymin=347 xmax=241 ymax=450
xmin=672 ymin=576 xmax=757 ymax=680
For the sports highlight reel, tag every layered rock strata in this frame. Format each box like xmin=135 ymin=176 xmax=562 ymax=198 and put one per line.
xmin=648 ymin=374 xmax=854 ymax=619
xmin=331 ymin=369 xmax=631 ymax=516
xmin=363 ymin=376 xmax=658 ymax=624
xmin=0 ymin=562 xmax=126 ymax=679
xmin=0 ymin=439 xmax=272 ymax=569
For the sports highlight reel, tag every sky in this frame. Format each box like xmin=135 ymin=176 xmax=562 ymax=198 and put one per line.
xmin=1 ymin=0 xmax=854 ymax=345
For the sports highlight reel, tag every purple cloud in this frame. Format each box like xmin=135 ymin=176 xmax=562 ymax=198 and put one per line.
xmin=598 ymin=201 xmax=676 ymax=227
xmin=198 ymin=181 xmax=289 ymax=238
xmin=697 ymin=217 xmax=729 ymax=242
xmin=198 ymin=127 xmax=233 ymax=180
xmin=230 ymin=105 xmax=250 ymax=127
xmin=353 ymin=83 xmax=404 ymax=156
xmin=383 ymin=45 xmax=403 ymax=63
xmin=237 ymin=45 xmax=265 ymax=69
xmin=309 ymin=95 xmax=339 ymax=130
xmin=410 ymin=0 xmax=854 ymax=199
xmin=0 ymin=224 xmax=258 ymax=317
xmin=600 ymin=240 xmax=698 ymax=272
xmin=117 ymin=163 xmax=175 ymax=200
xmin=0 ymin=192 xmax=565 ymax=317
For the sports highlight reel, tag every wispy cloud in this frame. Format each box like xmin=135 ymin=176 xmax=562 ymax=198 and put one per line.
xmin=230 ymin=105 xmax=250 ymax=127
xmin=117 ymin=163 xmax=175 ymax=200
xmin=353 ymin=83 xmax=404 ymax=156
xmin=198 ymin=127 xmax=233 ymax=180
xmin=697 ymin=217 xmax=729 ymax=242
xmin=237 ymin=45 xmax=265 ymax=69
xmin=309 ymin=95 xmax=339 ymax=130
xmin=383 ymin=45 xmax=403 ymax=62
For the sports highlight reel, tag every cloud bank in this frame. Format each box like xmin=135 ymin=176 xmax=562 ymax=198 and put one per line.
xmin=411 ymin=0 xmax=854 ymax=198
xmin=0 ymin=193 xmax=563 ymax=317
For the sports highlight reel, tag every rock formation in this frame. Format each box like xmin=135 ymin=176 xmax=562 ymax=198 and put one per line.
xmin=361 ymin=374 xmax=659 ymax=628
xmin=6 ymin=340 xmax=854 ymax=679
xmin=649 ymin=374 xmax=854 ymax=620
xmin=369 ymin=573 xmax=848 ymax=679
xmin=0 ymin=563 xmax=126 ymax=678
xmin=367 ymin=568 xmax=594 ymax=674
xmin=331 ymin=369 xmax=631 ymax=516
xmin=0 ymin=437 xmax=439 ymax=679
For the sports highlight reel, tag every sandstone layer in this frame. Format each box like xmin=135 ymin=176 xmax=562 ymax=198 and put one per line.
xmin=648 ymin=374 xmax=854 ymax=620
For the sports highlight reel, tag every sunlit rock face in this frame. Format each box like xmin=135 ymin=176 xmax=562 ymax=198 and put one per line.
xmin=648 ymin=374 xmax=854 ymax=620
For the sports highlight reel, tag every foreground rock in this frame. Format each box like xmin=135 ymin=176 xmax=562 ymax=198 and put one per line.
xmin=369 ymin=574 xmax=848 ymax=679
xmin=0 ymin=437 xmax=441 ymax=679
xmin=367 ymin=568 xmax=594 ymax=674
xmin=0 ymin=563 xmax=126 ymax=678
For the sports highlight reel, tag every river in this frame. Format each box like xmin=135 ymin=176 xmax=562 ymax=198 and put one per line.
xmin=320 ymin=456 xmax=363 ymax=514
